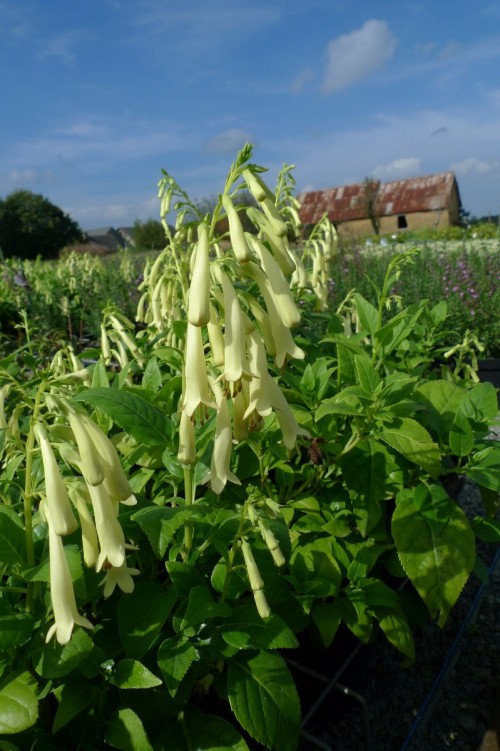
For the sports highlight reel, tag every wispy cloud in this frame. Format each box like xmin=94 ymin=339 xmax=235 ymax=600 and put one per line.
xmin=203 ymin=129 xmax=252 ymax=155
xmin=291 ymin=67 xmax=313 ymax=93
xmin=450 ymin=158 xmax=500 ymax=176
xmin=37 ymin=30 xmax=85 ymax=63
xmin=372 ymin=157 xmax=422 ymax=180
xmin=322 ymin=20 xmax=397 ymax=93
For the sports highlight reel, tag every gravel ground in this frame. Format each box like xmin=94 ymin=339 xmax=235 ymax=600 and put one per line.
xmin=300 ymin=479 xmax=500 ymax=751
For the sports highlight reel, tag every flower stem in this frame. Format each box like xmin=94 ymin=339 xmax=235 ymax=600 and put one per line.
xmin=182 ymin=466 xmax=194 ymax=560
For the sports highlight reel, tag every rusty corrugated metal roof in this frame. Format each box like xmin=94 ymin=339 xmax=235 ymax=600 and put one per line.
xmin=297 ymin=172 xmax=459 ymax=225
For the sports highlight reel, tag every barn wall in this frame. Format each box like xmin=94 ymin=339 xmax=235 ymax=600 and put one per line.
xmin=335 ymin=209 xmax=453 ymax=238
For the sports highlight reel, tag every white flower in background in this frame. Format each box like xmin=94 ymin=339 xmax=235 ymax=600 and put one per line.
xmin=246 ymin=234 xmax=301 ymax=328
xmin=216 ymin=267 xmax=248 ymax=394
xmin=44 ymin=506 xmax=93 ymax=645
xmin=267 ymin=377 xmax=310 ymax=450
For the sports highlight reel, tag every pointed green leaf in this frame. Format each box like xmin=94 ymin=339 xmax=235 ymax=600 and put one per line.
xmin=155 ymin=709 xmax=249 ymax=751
xmin=181 ymin=585 xmax=231 ymax=628
xmin=157 ymin=638 xmax=198 ymax=697
xmin=466 ymin=446 xmax=500 ymax=491
xmin=73 ymin=388 xmax=171 ymax=445
xmin=105 ymin=708 xmax=153 ymax=751
xmin=0 ymin=507 xmax=25 ymax=565
xmin=340 ymin=439 xmax=389 ymax=535
xmin=221 ymin=605 xmax=298 ymax=650
xmin=0 ymin=672 xmax=38 ymax=734
xmin=449 ymin=411 xmax=474 ymax=457
xmin=131 ymin=505 xmax=200 ymax=558
xmin=52 ymin=679 xmax=96 ymax=732
xmin=392 ymin=485 xmax=475 ymax=627
xmin=378 ymin=417 xmax=441 ymax=477
xmin=353 ymin=293 xmax=378 ymax=338
xmin=110 ymin=659 xmax=162 ymax=689
xmin=118 ymin=581 xmax=177 ymax=659
xmin=353 ymin=354 xmax=380 ymax=394
xmin=228 ymin=651 xmax=300 ymax=751
xmin=142 ymin=356 xmax=162 ymax=393
xmin=33 ymin=628 xmax=94 ymax=679
xmin=0 ymin=612 xmax=35 ymax=651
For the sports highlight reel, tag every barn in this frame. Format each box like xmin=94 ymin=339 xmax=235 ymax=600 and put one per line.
xmin=297 ymin=172 xmax=462 ymax=237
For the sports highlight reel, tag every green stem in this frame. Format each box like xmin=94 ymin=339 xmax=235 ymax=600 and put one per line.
xmin=220 ymin=504 xmax=248 ymax=606
xmin=182 ymin=466 xmax=195 ymax=560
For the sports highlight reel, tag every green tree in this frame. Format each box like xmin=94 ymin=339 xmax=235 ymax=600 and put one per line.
xmin=131 ymin=218 xmax=167 ymax=250
xmin=0 ymin=190 xmax=83 ymax=259
xmin=358 ymin=177 xmax=381 ymax=235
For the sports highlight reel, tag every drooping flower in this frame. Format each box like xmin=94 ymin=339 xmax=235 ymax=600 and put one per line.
xmin=243 ymin=330 xmax=274 ymax=420
xmin=246 ymin=234 xmax=301 ymax=328
xmin=44 ymin=505 xmax=93 ymax=645
xmin=88 ymin=483 xmax=126 ymax=571
xmin=35 ymin=423 xmax=78 ymax=537
xmin=188 ymin=223 xmax=211 ymax=326
xmin=267 ymin=376 xmax=310 ymax=450
xmin=182 ymin=322 xmax=217 ymax=418
xmin=216 ymin=267 xmax=248 ymax=394
xmin=203 ymin=379 xmax=241 ymax=495
xmin=101 ymin=559 xmax=139 ymax=598
xmin=178 ymin=409 xmax=196 ymax=466
xmin=68 ymin=482 xmax=99 ymax=568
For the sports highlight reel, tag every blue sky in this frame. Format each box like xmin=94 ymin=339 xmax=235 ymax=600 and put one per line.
xmin=1 ymin=0 xmax=500 ymax=229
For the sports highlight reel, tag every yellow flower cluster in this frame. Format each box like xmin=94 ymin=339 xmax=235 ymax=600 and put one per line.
xmin=35 ymin=400 xmax=137 ymax=644
xmin=177 ymin=169 xmax=311 ymax=495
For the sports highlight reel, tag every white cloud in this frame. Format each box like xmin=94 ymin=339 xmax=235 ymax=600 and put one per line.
xmin=450 ymin=158 xmax=500 ymax=176
xmin=203 ymin=129 xmax=252 ymax=155
xmin=291 ymin=68 xmax=313 ymax=93
xmin=322 ymin=20 xmax=397 ymax=93
xmin=371 ymin=157 xmax=422 ymax=180
xmin=38 ymin=31 xmax=82 ymax=63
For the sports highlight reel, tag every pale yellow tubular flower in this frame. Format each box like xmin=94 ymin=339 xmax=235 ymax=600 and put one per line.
xmin=44 ymin=506 xmax=93 ymax=645
xmin=207 ymin=303 xmax=225 ymax=367
xmin=248 ymin=263 xmax=305 ymax=368
xmin=243 ymin=330 xmax=274 ymax=420
xmin=216 ymin=268 xmax=248 ymax=394
xmin=247 ymin=208 xmax=296 ymax=276
xmin=245 ymin=297 xmax=276 ymax=358
xmin=34 ymin=423 xmax=78 ymax=537
xmin=258 ymin=519 xmax=286 ymax=568
xmin=182 ymin=322 xmax=217 ymax=418
xmin=67 ymin=409 xmax=105 ymax=487
xmin=232 ymin=384 xmax=249 ymax=442
xmin=221 ymin=194 xmax=252 ymax=263
xmin=178 ymin=409 xmax=196 ymax=466
xmin=246 ymin=234 xmax=300 ymax=328
xmin=68 ymin=483 xmax=99 ymax=568
xmin=260 ymin=197 xmax=289 ymax=239
xmin=188 ymin=223 xmax=211 ymax=326
xmin=101 ymin=559 xmax=139 ymax=597
xmin=241 ymin=540 xmax=271 ymax=619
xmin=291 ymin=253 xmax=308 ymax=289
xmin=88 ymin=482 xmax=126 ymax=570
xmin=101 ymin=323 xmax=112 ymax=365
xmin=109 ymin=315 xmax=144 ymax=367
xmin=267 ymin=377 xmax=310 ymax=450
xmin=77 ymin=414 xmax=135 ymax=505
xmin=203 ymin=378 xmax=241 ymax=495
xmin=242 ymin=168 xmax=274 ymax=203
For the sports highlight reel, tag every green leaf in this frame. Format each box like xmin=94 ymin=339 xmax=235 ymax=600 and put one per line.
xmin=109 ymin=659 xmax=162 ymax=690
xmin=118 ymin=581 xmax=177 ymax=659
xmin=91 ymin=357 xmax=110 ymax=388
xmin=378 ymin=417 xmax=441 ymax=477
xmin=156 ymin=709 xmax=249 ymax=751
xmin=340 ymin=439 xmax=389 ymax=536
xmin=472 ymin=517 xmax=500 ymax=543
xmin=105 ymin=708 xmax=153 ymax=751
xmin=33 ymin=628 xmax=94 ymax=679
xmin=461 ymin=381 xmax=498 ymax=424
xmin=221 ymin=604 xmax=298 ymax=651
xmin=0 ymin=672 xmax=38 ymax=734
xmin=157 ymin=638 xmax=198 ymax=697
xmin=142 ymin=356 xmax=162 ymax=393
xmin=415 ymin=380 xmax=465 ymax=435
xmin=310 ymin=602 xmax=341 ymax=648
xmin=392 ymin=485 xmax=475 ymax=627
xmin=291 ymin=538 xmax=341 ymax=597
xmin=353 ymin=293 xmax=378 ymax=338
xmin=449 ymin=411 xmax=474 ymax=457
xmin=353 ymin=354 xmax=380 ymax=394
xmin=0 ymin=507 xmax=25 ymax=565
xmin=375 ymin=608 xmax=415 ymax=664
xmin=0 ymin=612 xmax=35 ymax=651
xmin=73 ymin=388 xmax=171 ymax=446
xmin=52 ymin=679 xmax=96 ymax=732
xmin=181 ymin=585 xmax=231 ymax=628
xmin=466 ymin=446 xmax=500 ymax=491
xmin=131 ymin=505 xmax=200 ymax=558
xmin=228 ymin=651 xmax=300 ymax=751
